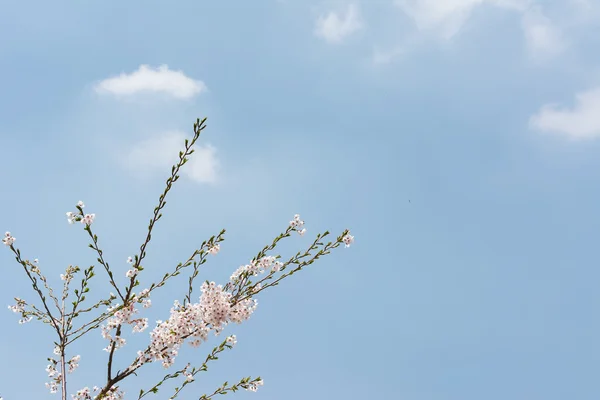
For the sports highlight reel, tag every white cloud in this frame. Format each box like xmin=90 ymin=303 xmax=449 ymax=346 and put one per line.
xmin=373 ymin=46 xmax=405 ymax=65
xmin=529 ymin=87 xmax=600 ymax=139
xmin=394 ymin=0 xmax=528 ymax=39
xmin=521 ymin=8 xmax=566 ymax=60
xmin=94 ymin=65 xmax=206 ymax=99
xmin=389 ymin=0 xmax=564 ymax=60
xmin=314 ymin=4 xmax=364 ymax=44
xmin=124 ymin=131 xmax=219 ymax=183
xmin=394 ymin=0 xmax=482 ymax=40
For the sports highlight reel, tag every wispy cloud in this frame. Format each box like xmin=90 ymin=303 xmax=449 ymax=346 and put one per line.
xmin=94 ymin=65 xmax=206 ymax=99
xmin=382 ymin=0 xmax=565 ymax=63
xmin=521 ymin=7 xmax=566 ymax=61
xmin=314 ymin=4 xmax=364 ymax=44
xmin=393 ymin=0 xmax=492 ymax=40
xmin=529 ymin=87 xmax=600 ymax=139
xmin=123 ymin=131 xmax=219 ymax=183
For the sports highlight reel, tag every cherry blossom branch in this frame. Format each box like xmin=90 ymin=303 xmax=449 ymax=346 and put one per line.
xmin=105 ymin=118 xmax=207 ymax=385
xmin=99 ymin=227 xmax=350 ymax=394
xmin=197 ymin=376 xmax=264 ymax=400
xmin=65 ymin=227 xmax=222 ymax=346
xmin=137 ymin=336 xmax=236 ymax=399
xmin=85 ymin=225 xmax=125 ymax=302
xmin=2 ymin=116 xmax=355 ymax=400
xmin=138 ymin=230 xmax=225 ymax=304
xmin=238 ymin=230 xmax=350 ymax=301
xmin=60 ymin=286 xmax=68 ymax=400
xmin=7 ymin=243 xmax=62 ymax=337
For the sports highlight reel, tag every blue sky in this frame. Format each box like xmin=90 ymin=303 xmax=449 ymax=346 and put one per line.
xmin=2 ymin=0 xmax=600 ymax=399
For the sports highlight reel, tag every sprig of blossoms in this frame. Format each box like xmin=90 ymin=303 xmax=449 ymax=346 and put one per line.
xmin=8 ymin=298 xmax=25 ymax=314
xmin=245 ymin=379 xmax=264 ymax=392
xmin=45 ymin=358 xmax=62 ymax=394
xmin=136 ymin=288 xmax=152 ymax=308
xmin=66 ymin=201 xmax=95 ymax=225
xmin=125 ymin=256 xmax=142 ymax=278
xmin=68 ymin=355 xmax=81 ymax=373
xmin=8 ymin=297 xmax=33 ymax=324
xmin=229 ymin=256 xmax=283 ymax=283
xmin=101 ymin=300 xmax=148 ymax=352
xmin=72 ymin=386 xmax=122 ymax=400
xmin=61 ymin=265 xmax=78 ymax=283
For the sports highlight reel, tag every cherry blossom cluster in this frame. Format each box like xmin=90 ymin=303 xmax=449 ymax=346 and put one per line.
xmin=226 ymin=334 xmax=237 ymax=347
xmin=343 ymin=233 xmax=355 ymax=247
xmin=45 ymin=359 xmax=62 ymax=394
xmin=2 ymin=232 xmax=15 ymax=246
xmin=136 ymin=288 xmax=152 ymax=309
xmin=60 ymin=265 xmax=79 ymax=284
xmin=71 ymin=385 xmax=122 ymax=400
xmin=245 ymin=379 xmax=264 ymax=392
xmin=66 ymin=201 xmax=95 ymax=226
xmin=229 ymin=255 xmax=283 ymax=283
xmin=201 ymin=281 xmax=257 ymax=327
xmin=139 ymin=283 xmax=256 ymax=369
xmin=290 ymin=214 xmax=306 ymax=236
xmin=140 ymin=300 xmax=210 ymax=368
xmin=71 ymin=387 xmax=93 ymax=400
xmin=180 ymin=362 xmax=195 ymax=382
xmin=8 ymin=297 xmax=32 ymax=324
xmin=46 ymin=353 xmax=81 ymax=394
xmin=101 ymin=299 xmax=149 ymax=352
xmin=125 ymin=257 xmax=139 ymax=278
xmin=208 ymin=243 xmax=220 ymax=255
xmin=68 ymin=355 xmax=81 ymax=374
xmin=7 ymin=298 xmax=25 ymax=314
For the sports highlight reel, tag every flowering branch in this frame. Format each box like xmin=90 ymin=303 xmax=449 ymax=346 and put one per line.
xmin=138 ymin=335 xmax=236 ymax=399
xmin=198 ymin=376 xmax=264 ymax=400
xmin=2 ymin=116 xmax=354 ymax=400
xmin=104 ymin=118 xmax=208 ymax=385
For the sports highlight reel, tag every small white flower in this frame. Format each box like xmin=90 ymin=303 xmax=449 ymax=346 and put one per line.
xmin=77 ymin=201 xmax=85 ymax=208
xmin=126 ymin=268 xmax=138 ymax=278
xmin=226 ymin=335 xmax=237 ymax=347
xmin=297 ymin=228 xmax=306 ymax=236
xmin=81 ymin=214 xmax=95 ymax=226
xmin=66 ymin=212 xmax=77 ymax=224
xmin=208 ymin=243 xmax=220 ymax=255
xmin=271 ymin=261 xmax=283 ymax=272
xmin=245 ymin=379 xmax=264 ymax=392
xmin=2 ymin=232 xmax=15 ymax=246
xmin=127 ymin=256 xmax=134 ymax=264
xmin=68 ymin=355 xmax=81 ymax=373
xmin=342 ymin=234 xmax=354 ymax=248
xmin=290 ymin=214 xmax=305 ymax=229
